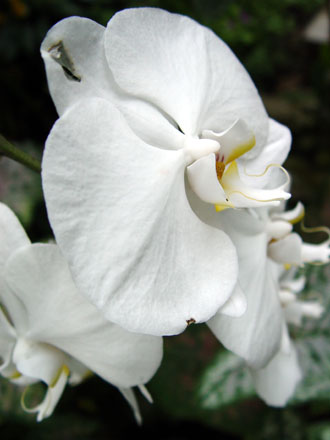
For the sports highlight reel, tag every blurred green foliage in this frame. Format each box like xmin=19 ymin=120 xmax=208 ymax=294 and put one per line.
xmin=0 ymin=0 xmax=330 ymax=439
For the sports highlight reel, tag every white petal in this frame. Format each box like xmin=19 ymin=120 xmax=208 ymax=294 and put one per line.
xmin=41 ymin=16 xmax=187 ymax=152
xmin=272 ymin=201 xmax=305 ymax=224
xmin=279 ymin=288 xmax=297 ymax=306
xmin=0 ymin=204 xmax=31 ymax=334
xmin=301 ymin=241 xmax=330 ymax=264
xmin=239 ymin=119 xmax=292 ymax=189
xmin=21 ymin=365 xmax=70 ymax=422
xmin=119 ymin=98 xmax=185 ymax=151
xmin=41 ymin=17 xmax=116 ymax=115
xmin=217 ymin=282 xmax=247 ymax=318
xmin=202 ymin=119 xmax=256 ymax=164
xmin=268 ymin=233 xmax=302 ymax=265
xmin=186 ymin=154 xmax=229 ymax=205
xmin=5 ymin=243 xmax=163 ymax=388
xmin=207 ymin=210 xmax=283 ymax=368
xmin=280 ymin=322 xmax=292 ymax=354
xmin=1 ymin=284 xmax=29 ymax=336
xmin=105 ymin=7 xmax=268 ymax=149
xmin=220 ymin=160 xmax=290 ymax=210
xmin=251 ymin=342 xmax=302 ymax=407
xmin=118 ymin=387 xmax=142 ymax=425
xmin=12 ymin=338 xmax=66 ymax=385
xmin=284 ymin=300 xmax=324 ymax=326
xmin=0 ymin=307 xmax=16 ymax=372
xmin=0 ymin=203 xmax=31 ymax=265
xmin=266 ymin=220 xmax=293 ymax=241
xmin=138 ymin=384 xmax=153 ymax=403
xmin=42 ymin=97 xmax=238 ymax=336
xmin=280 ymin=271 xmax=306 ymax=294
xmin=66 ymin=357 xmax=90 ymax=386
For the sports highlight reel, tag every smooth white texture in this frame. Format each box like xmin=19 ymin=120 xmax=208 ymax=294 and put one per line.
xmin=0 ymin=203 xmax=31 ymax=268
xmin=217 ymin=282 xmax=247 ymax=318
xmin=12 ymin=339 xmax=65 ymax=385
xmin=186 ymin=154 xmax=229 ymax=204
xmin=0 ymin=308 xmax=16 ymax=372
xmin=40 ymin=16 xmax=186 ymax=151
xmin=301 ymin=241 xmax=330 ymax=264
xmin=183 ymin=136 xmax=220 ymax=164
xmin=221 ymin=164 xmax=290 ymax=208
xmin=41 ymin=17 xmax=114 ymax=116
xmin=202 ymin=119 xmax=255 ymax=164
xmin=238 ymin=119 xmax=291 ymax=189
xmin=105 ymin=7 xmax=268 ymax=152
xmin=266 ymin=220 xmax=292 ymax=240
xmin=0 ymin=203 xmax=31 ymax=339
xmin=119 ymin=388 xmax=142 ymax=425
xmin=199 ymin=207 xmax=283 ymax=368
xmin=285 ymin=301 xmax=324 ymax=326
xmin=42 ymin=98 xmax=238 ymax=336
xmin=5 ymin=243 xmax=163 ymax=387
xmin=268 ymin=233 xmax=302 ymax=265
xmin=251 ymin=342 xmax=302 ymax=407
xmin=272 ymin=201 xmax=304 ymax=223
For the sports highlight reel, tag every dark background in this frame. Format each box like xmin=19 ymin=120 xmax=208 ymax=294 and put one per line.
xmin=0 ymin=1 xmax=330 ymax=439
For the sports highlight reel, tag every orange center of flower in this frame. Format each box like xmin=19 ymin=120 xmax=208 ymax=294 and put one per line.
xmin=216 ymin=160 xmax=225 ymax=181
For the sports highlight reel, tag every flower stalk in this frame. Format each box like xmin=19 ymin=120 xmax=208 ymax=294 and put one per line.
xmin=0 ymin=134 xmax=41 ymax=174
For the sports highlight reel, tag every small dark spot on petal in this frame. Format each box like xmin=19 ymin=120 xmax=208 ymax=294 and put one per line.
xmin=48 ymin=41 xmax=81 ymax=82
xmin=186 ymin=318 xmax=196 ymax=326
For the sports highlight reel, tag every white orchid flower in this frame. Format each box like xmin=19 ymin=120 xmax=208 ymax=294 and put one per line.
xmin=191 ymin=193 xmax=326 ymax=403
xmin=0 ymin=203 xmax=163 ymax=422
xmin=189 ymin=192 xmax=328 ymax=369
xmin=268 ymin=202 xmax=330 ymax=266
xmin=40 ymin=8 xmax=291 ymax=336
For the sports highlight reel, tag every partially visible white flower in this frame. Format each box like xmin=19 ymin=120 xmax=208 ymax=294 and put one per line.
xmin=279 ymin=268 xmax=324 ymax=327
xmin=0 ymin=203 xmax=163 ymax=422
xmin=190 ymin=195 xmax=329 ymax=370
xmin=188 ymin=204 xmax=285 ymax=369
xmin=195 ymin=195 xmax=327 ymax=405
xmin=40 ymin=8 xmax=292 ymax=336
xmin=251 ymin=266 xmax=324 ymax=407
xmin=267 ymin=202 xmax=330 ymax=266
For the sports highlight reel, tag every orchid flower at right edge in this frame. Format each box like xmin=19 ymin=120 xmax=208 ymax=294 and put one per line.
xmin=190 ymin=192 xmax=329 ymax=403
xmin=250 ymin=265 xmax=324 ymax=407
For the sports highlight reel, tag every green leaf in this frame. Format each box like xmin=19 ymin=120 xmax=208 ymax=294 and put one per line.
xmin=197 ymin=265 xmax=330 ymax=411
xmin=307 ymin=422 xmax=330 ymax=440
xmin=196 ymin=349 xmax=255 ymax=410
xmin=290 ymin=265 xmax=330 ymax=404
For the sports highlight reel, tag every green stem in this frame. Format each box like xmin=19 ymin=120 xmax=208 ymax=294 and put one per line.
xmin=0 ymin=134 xmax=41 ymax=174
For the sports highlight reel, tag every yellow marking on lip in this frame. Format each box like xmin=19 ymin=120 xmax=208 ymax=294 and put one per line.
xmin=50 ymin=364 xmax=70 ymax=388
xmin=223 ymin=159 xmax=239 ymax=179
xmin=214 ymin=203 xmax=232 ymax=212
xmin=225 ymin=135 xmax=256 ymax=165
xmin=214 ymin=160 xmax=236 ymax=211
xmin=9 ymin=370 xmax=22 ymax=380
xmin=289 ymin=209 xmax=305 ymax=225
xmin=216 ymin=161 xmax=225 ymax=181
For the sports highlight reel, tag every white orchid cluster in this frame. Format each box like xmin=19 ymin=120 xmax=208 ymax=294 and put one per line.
xmin=1 ymin=7 xmax=329 ymax=422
